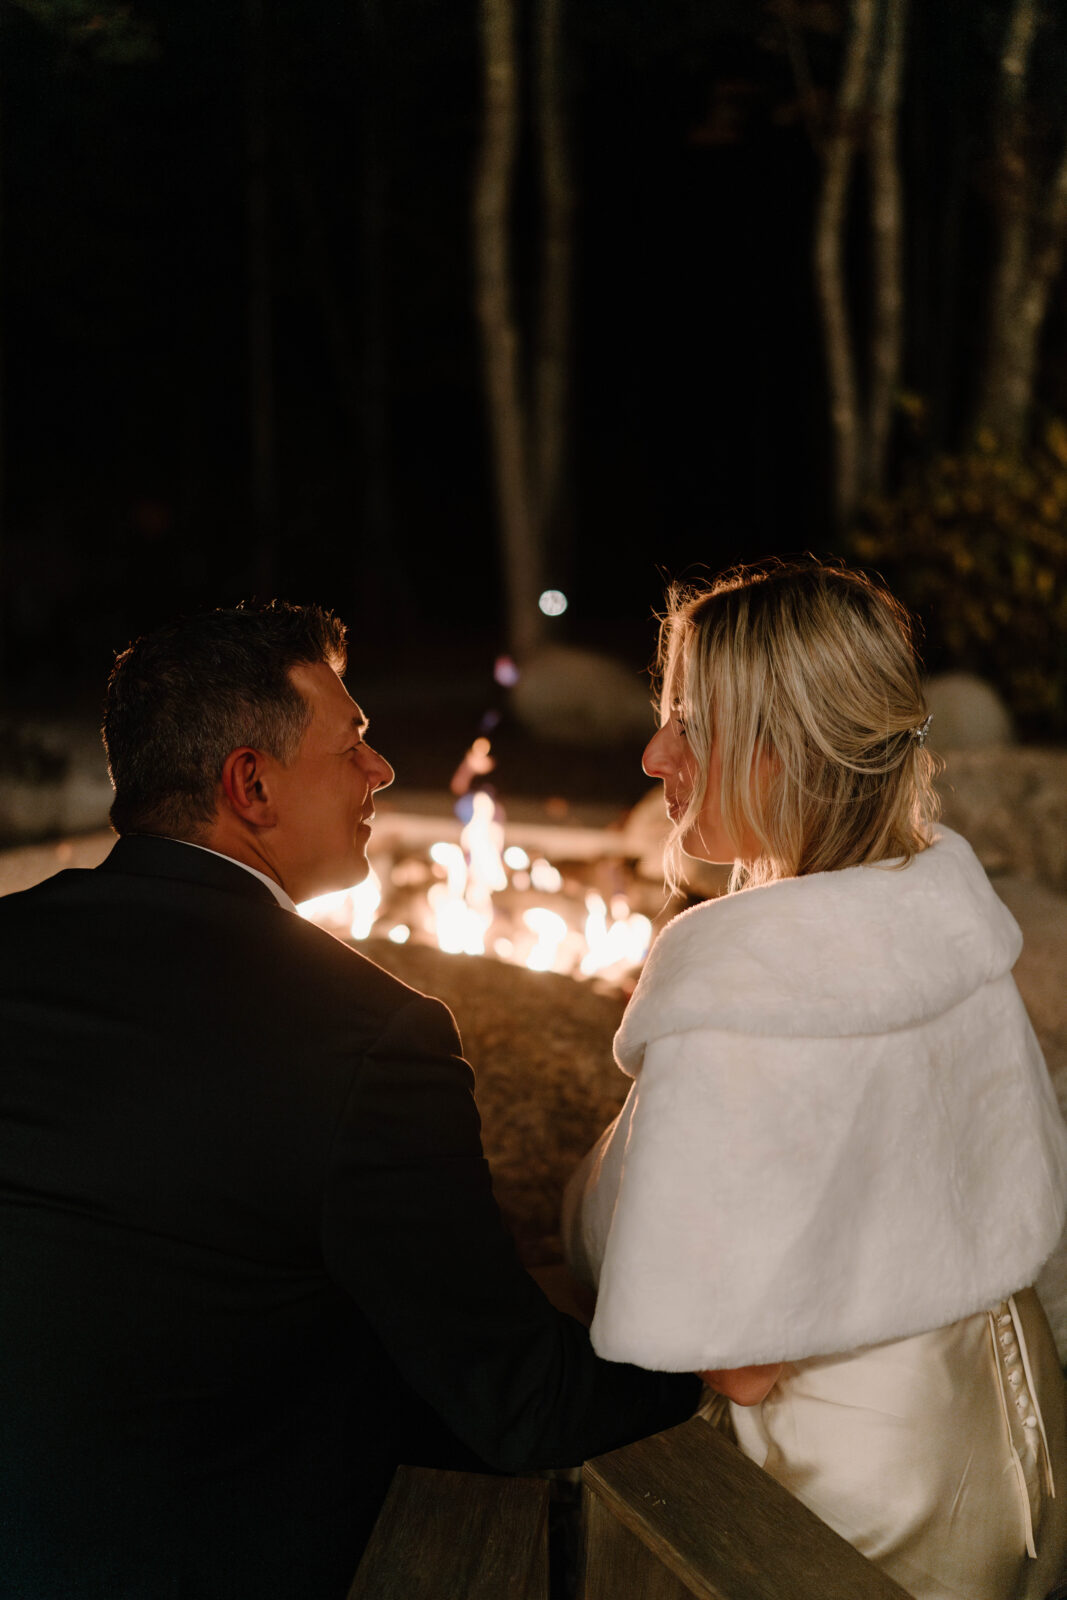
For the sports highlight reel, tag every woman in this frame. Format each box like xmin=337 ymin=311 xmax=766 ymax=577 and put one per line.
xmin=563 ymin=560 xmax=1067 ymax=1599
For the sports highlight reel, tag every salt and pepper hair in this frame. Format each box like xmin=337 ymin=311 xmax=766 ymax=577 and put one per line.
xmin=103 ymin=600 xmax=347 ymax=840
xmin=655 ymin=559 xmax=939 ymax=892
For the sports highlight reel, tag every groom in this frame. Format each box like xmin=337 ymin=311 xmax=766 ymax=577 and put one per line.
xmin=0 ymin=602 xmax=698 ymax=1600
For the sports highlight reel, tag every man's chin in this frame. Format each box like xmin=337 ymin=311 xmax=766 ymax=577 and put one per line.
xmin=298 ymin=854 xmax=370 ymax=904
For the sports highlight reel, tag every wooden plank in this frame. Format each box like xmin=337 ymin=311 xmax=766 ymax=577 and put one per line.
xmin=581 ymin=1417 xmax=912 ymax=1600
xmin=348 ymin=1465 xmax=549 ymax=1600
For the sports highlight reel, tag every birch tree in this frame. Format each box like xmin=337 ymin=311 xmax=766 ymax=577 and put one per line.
xmin=803 ymin=0 xmax=909 ymax=527
xmin=972 ymin=0 xmax=1067 ymax=451
xmin=474 ymin=0 xmax=539 ymax=660
xmin=244 ymin=0 xmax=278 ymax=593
xmin=474 ymin=0 xmax=573 ymax=662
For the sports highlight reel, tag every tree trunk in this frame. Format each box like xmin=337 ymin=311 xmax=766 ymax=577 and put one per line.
xmin=358 ymin=0 xmax=396 ymax=625
xmin=474 ymin=0 xmax=542 ymax=662
xmin=813 ymin=0 xmax=877 ymax=528
xmin=533 ymin=0 xmax=572 ymax=596
xmin=863 ymin=0 xmax=908 ymax=499
xmin=971 ymin=0 xmax=1040 ymax=449
xmin=244 ymin=0 xmax=278 ymax=593
xmin=0 ymin=17 xmax=6 ymax=699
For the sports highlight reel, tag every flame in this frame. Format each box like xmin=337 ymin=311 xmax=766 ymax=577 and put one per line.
xmin=349 ymin=869 xmax=382 ymax=940
xmin=522 ymin=906 xmax=569 ymax=971
xmin=461 ymin=792 xmax=507 ymax=904
xmin=579 ymin=891 xmax=652 ymax=977
xmin=426 ymin=839 xmax=490 ymax=954
xmin=296 ymin=867 xmax=383 ymax=943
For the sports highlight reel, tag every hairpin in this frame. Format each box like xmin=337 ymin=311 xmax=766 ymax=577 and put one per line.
xmin=912 ymin=713 xmax=933 ymax=748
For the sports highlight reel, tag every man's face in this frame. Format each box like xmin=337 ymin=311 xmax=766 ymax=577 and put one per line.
xmin=269 ymin=661 xmax=394 ymax=903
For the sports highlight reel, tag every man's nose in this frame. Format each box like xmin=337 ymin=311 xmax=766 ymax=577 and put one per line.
xmin=367 ymin=746 xmax=394 ymax=791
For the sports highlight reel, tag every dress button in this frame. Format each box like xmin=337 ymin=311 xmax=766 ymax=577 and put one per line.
xmin=1008 ymin=1370 xmax=1023 ymax=1387
xmin=1000 ymin=1331 xmax=1016 ymax=1348
xmin=1024 ymin=1416 xmax=1038 ymax=1428
xmin=998 ymin=1312 xmax=1013 ymax=1326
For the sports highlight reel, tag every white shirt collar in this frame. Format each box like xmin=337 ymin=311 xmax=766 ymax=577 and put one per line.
xmin=165 ymin=839 xmax=299 ymax=914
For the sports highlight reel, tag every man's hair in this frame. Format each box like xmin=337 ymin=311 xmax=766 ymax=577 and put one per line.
xmin=654 ymin=557 xmax=939 ymax=892
xmin=103 ymin=601 xmax=347 ymax=839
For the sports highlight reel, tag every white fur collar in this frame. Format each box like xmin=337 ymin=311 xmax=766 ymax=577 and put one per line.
xmin=565 ymin=825 xmax=1067 ymax=1367
xmin=616 ymin=827 xmax=1021 ymax=1065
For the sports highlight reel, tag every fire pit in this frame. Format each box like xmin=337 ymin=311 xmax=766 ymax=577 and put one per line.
xmin=298 ymin=789 xmax=667 ymax=993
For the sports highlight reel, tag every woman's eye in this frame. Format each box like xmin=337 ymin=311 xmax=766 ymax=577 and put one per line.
xmin=675 ymin=714 xmax=688 ymax=738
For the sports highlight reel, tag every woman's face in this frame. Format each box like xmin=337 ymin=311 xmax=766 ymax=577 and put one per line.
xmin=642 ymin=706 xmax=746 ymax=865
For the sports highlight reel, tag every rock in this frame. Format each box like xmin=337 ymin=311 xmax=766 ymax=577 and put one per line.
xmin=925 ymin=673 xmax=1014 ymax=751
xmin=935 ymin=748 xmax=1067 ymax=892
xmin=0 ymin=718 xmax=112 ymax=846
xmin=510 ymin=645 xmax=653 ymax=747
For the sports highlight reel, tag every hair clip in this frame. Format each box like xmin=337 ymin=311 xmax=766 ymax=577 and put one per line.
xmin=912 ymin=713 xmax=933 ymax=748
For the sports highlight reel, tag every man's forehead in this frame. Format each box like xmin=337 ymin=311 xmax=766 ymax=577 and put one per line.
xmin=290 ymin=660 xmax=367 ymax=733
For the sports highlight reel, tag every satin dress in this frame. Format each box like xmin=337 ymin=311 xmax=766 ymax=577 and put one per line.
xmin=728 ymin=1288 xmax=1066 ymax=1600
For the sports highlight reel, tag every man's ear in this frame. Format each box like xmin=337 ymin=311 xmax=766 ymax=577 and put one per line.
xmin=219 ymin=748 xmax=278 ymax=828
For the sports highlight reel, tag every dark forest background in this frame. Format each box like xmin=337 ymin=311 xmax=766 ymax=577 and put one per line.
xmin=1 ymin=0 xmax=1066 ymax=737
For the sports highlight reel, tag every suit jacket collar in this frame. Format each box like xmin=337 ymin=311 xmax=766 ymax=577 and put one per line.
xmin=98 ymin=833 xmax=282 ymax=908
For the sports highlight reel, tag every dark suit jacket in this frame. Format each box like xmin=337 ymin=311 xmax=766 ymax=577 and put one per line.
xmin=0 ymin=835 xmax=696 ymax=1599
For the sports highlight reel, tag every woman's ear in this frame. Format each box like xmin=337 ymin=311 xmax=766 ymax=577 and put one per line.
xmin=219 ymin=747 xmax=278 ymax=828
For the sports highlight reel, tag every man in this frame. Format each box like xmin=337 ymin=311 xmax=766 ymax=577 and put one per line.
xmin=0 ymin=602 xmax=698 ymax=1599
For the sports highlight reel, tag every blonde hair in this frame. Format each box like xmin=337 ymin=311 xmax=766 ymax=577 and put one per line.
xmin=655 ymin=558 xmax=940 ymax=892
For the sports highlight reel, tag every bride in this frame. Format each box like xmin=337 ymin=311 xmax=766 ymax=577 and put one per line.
xmin=563 ymin=559 xmax=1067 ymax=1599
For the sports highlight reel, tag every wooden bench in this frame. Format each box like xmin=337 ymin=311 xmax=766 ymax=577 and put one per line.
xmin=582 ymin=1415 xmax=911 ymax=1599
xmin=348 ymin=1465 xmax=551 ymax=1600
xmin=348 ymin=1414 xmax=912 ymax=1598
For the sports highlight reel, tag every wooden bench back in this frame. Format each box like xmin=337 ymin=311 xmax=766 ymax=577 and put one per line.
xmin=581 ymin=1415 xmax=912 ymax=1599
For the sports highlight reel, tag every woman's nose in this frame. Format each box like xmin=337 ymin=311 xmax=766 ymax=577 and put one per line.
xmin=642 ymin=725 xmax=673 ymax=779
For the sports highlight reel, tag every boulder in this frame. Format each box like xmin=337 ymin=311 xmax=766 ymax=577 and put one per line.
xmin=925 ymin=673 xmax=1014 ymax=751
xmin=936 ymin=748 xmax=1067 ymax=892
xmin=510 ymin=645 xmax=653 ymax=747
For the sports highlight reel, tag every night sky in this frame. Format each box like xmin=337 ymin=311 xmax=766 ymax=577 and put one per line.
xmin=1 ymin=0 xmax=1064 ymax=707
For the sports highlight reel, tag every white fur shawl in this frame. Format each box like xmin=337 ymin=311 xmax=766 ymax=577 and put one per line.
xmin=564 ymin=827 xmax=1067 ymax=1370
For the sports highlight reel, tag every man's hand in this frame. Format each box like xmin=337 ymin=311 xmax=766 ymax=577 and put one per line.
xmin=698 ymin=1363 xmax=783 ymax=1406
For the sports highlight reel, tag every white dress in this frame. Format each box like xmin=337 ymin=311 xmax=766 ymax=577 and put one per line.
xmin=727 ymin=1290 xmax=1065 ymax=1599
xmin=563 ymin=829 xmax=1067 ymax=1599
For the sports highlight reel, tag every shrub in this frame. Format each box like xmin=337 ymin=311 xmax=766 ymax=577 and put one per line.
xmin=846 ymin=421 xmax=1067 ymax=740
